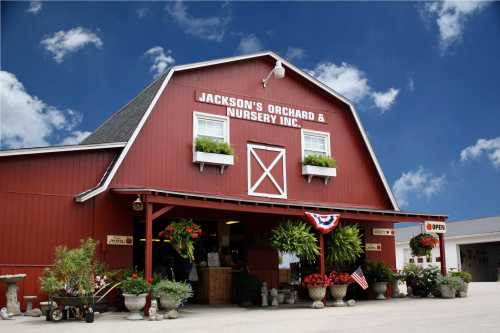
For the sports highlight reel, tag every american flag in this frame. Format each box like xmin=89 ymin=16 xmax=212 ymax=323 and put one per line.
xmin=351 ymin=266 xmax=368 ymax=290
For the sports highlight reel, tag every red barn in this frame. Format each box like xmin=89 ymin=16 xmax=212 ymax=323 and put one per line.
xmin=0 ymin=52 xmax=447 ymax=308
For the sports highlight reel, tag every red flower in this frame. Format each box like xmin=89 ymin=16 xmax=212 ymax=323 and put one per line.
xmin=131 ymin=273 xmax=138 ymax=280
xmin=159 ymin=231 xmax=165 ymax=237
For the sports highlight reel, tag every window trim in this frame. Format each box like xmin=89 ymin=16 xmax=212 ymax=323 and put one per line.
xmin=193 ymin=111 xmax=230 ymax=144
xmin=300 ymin=128 xmax=331 ymax=161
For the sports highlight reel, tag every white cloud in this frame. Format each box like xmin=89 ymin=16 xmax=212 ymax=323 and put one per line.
xmin=421 ymin=1 xmax=489 ymax=53
xmin=136 ymin=7 xmax=150 ymax=18
xmin=285 ymin=47 xmax=306 ymax=62
xmin=0 ymin=71 xmax=87 ymax=149
xmin=27 ymin=1 xmax=42 ymax=14
xmin=144 ymin=46 xmax=175 ymax=78
xmin=308 ymin=62 xmax=399 ymax=112
xmin=372 ymin=88 xmax=400 ymax=112
xmin=460 ymin=137 xmax=500 ymax=168
xmin=60 ymin=130 xmax=91 ymax=145
xmin=408 ymin=76 xmax=415 ymax=92
xmin=392 ymin=166 xmax=446 ymax=208
xmin=41 ymin=27 xmax=103 ymax=63
xmin=236 ymin=34 xmax=263 ymax=55
xmin=166 ymin=1 xmax=230 ymax=42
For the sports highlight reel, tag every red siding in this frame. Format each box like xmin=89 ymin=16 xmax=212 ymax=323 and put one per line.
xmin=113 ymin=58 xmax=393 ymax=209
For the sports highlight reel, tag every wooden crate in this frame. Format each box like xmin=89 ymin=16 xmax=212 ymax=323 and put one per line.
xmin=199 ymin=267 xmax=232 ymax=304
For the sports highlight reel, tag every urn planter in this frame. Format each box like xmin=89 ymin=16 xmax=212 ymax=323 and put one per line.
xmin=440 ymin=285 xmax=456 ymax=299
xmin=123 ymin=293 xmax=148 ymax=320
xmin=456 ymin=279 xmax=469 ymax=298
xmin=302 ymin=165 xmax=337 ymax=184
xmin=159 ymin=294 xmax=181 ymax=311
xmin=307 ymin=287 xmax=326 ymax=309
xmin=330 ymin=284 xmax=348 ymax=307
xmin=193 ymin=151 xmax=234 ymax=174
xmin=372 ymin=282 xmax=388 ymax=300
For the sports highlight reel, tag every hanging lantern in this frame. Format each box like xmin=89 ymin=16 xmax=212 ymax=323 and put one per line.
xmin=132 ymin=195 xmax=144 ymax=211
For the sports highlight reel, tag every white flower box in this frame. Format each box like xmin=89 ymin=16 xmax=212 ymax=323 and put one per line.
xmin=302 ymin=164 xmax=337 ymax=184
xmin=193 ymin=151 xmax=234 ymax=174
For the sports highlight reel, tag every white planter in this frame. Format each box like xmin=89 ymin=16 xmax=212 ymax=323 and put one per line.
xmin=302 ymin=165 xmax=336 ymax=184
xmin=123 ymin=293 xmax=148 ymax=320
xmin=440 ymin=285 xmax=456 ymax=299
xmin=159 ymin=294 xmax=181 ymax=311
xmin=193 ymin=151 xmax=234 ymax=173
xmin=372 ymin=282 xmax=388 ymax=300
xmin=307 ymin=287 xmax=326 ymax=309
xmin=330 ymin=284 xmax=348 ymax=307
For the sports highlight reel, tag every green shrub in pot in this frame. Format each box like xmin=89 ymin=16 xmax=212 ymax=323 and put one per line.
xmin=437 ymin=275 xmax=462 ymax=299
xmin=365 ymin=261 xmax=395 ymax=300
xmin=451 ymin=270 xmax=472 ymax=297
xmin=152 ymin=279 xmax=193 ymax=310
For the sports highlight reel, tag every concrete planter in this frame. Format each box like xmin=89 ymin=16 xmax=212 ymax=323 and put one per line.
xmin=456 ymin=280 xmax=469 ymax=297
xmin=330 ymin=284 xmax=348 ymax=307
xmin=440 ymin=285 xmax=456 ymax=298
xmin=123 ymin=293 xmax=148 ymax=320
xmin=372 ymin=282 xmax=388 ymax=300
xmin=159 ymin=294 xmax=181 ymax=311
xmin=307 ymin=287 xmax=326 ymax=309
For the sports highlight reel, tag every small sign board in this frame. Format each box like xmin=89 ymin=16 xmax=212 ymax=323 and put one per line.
xmin=366 ymin=243 xmax=382 ymax=252
xmin=425 ymin=221 xmax=446 ymax=234
xmin=373 ymin=228 xmax=394 ymax=236
xmin=107 ymin=235 xmax=133 ymax=246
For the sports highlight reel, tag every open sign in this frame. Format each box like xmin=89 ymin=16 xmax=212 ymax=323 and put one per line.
xmin=424 ymin=221 xmax=446 ymax=234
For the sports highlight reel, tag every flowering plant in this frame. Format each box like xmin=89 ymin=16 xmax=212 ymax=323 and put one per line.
xmin=329 ymin=271 xmax=354 ymax=285
xmin=159 ymin=219 xmax=202 ymax=262
xmin=303 ymin=273 xmax=332 ymax=289
xmin=409 ymin=233 xmax=439 ymax=257
xmin=120 ymin=272 xmax=150 ymax=295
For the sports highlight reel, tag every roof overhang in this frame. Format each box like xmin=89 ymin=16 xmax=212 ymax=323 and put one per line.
xmin=0 ymin=142 xmax=126 ymax=157
xmin=76 ymin=51 xmax=400 ymax=209
xmin=112 ymin=188 xmax=447 ymax=223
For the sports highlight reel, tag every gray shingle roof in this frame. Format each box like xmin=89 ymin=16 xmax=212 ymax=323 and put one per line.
xmin=81 ymin=72 xmax=167 ymax=145
xmin=395 ymin=216 xmax=500 ymax=242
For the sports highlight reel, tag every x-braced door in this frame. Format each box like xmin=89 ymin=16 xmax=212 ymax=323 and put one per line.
xmin=247 ymin=144 xmax=287 ymax=199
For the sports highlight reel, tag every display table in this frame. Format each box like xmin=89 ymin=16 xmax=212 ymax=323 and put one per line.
xmin=199 ymin=267 xmax=232 ymax=304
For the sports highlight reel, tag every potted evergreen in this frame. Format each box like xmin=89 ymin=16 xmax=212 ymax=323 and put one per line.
xmin=193 ymin=137 xmax=234 ymax=173
xmin=302 ymin=154 xmax=337 ymax=184
xmin=437 ymin=275 xmax=462 ymax=299
xmin=365 ymin=261 xmax=395 ymax=300
xmin=270 ymin=221 xmax=320 ymax=263
xmin=152 ymin=279 xmax=192 ymax=314
xmin=303 ymin=273 xmax=332 ymax=309
xmin=120 ymin=273 xmax=150 ymax=320
xmin=450 ymin=271 xmax=472 ymax=297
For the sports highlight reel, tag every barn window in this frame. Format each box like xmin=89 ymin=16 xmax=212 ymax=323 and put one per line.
xmin=193 ymin=112 xmax=229 ymax=143
xmin=301 ymin=129 xmax=331 ymax=160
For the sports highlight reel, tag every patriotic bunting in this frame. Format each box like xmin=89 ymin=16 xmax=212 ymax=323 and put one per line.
xmin=304 ymin=211 xmax=340 ymax=234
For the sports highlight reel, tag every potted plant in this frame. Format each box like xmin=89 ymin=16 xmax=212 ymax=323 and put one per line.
xmin=437 ymin=275 xmax=462 ymax=299
xmin=193 ymin=137 xmax=234 ymax=173
xmin=328 ymin=271 xmax=353 ymax=307
xmin=120 ymin=273 xmax=150 ymax=320
xmin=326 ymin=224 xmax=363 ymax=270
xmin=302 ymin=154 xmax=337 ymax=184
xmin=303 ymin=273 xmax=332 ymax=309
xmin=402 ymin=264 xmax=439 ymax=297
xmin=365 ymin=261 xmax=394 ymax=300
xmin=451 ymin=271 xmax=472 ymax=297
xmin=159 ymin=219 xmax=202 ymax=262
xmin=152 ymin=279 xmax=192 ymax=313
xmin=270 ymin=221 xmax=320 ymax=263
xmin=409 ymin=233 xmax=439 ymax=259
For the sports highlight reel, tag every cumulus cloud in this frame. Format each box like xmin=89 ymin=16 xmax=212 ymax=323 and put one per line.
xmin=460 ymin=137 xmax=500 ymax=168
xmin=421 ymin=1 xmax=489 ymax=53
xmin=392 ymin=166 xmax=446 ymax=208
xmin=144 ymin=46 xmax=175 ymax=78
xmin=0 ymin=71 xmax=87 ymax=148
xmin=236 ymin=34 xmax=263 ymax=55
xmin=136 ymin=7 xmax=150 ymax=18
xmin=27 ymin=1 xmax=42 ymax=14
xmin=166 ymin=1 xmax=231 ymax=42
xmin=41 ymin=27 xmax=103 ymax=63
xmin=60 ymin=130 xmax=91 ymax=145
xmin=285 ymin=47 xmax=306 ymax=62
xmin=308 ymin=62 xmax=399 ymax=112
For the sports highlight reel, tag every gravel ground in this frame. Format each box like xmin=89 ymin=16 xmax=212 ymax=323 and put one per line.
xmin=2 ymin=282 xmax=499 ymax=333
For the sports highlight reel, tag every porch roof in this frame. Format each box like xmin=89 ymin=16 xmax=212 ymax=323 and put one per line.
xmin=111 ymin=187 xmax=447 ymax=223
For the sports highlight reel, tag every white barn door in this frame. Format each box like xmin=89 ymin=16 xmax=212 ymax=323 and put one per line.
xmin=247 ymin=144 xmax=287 ymax=199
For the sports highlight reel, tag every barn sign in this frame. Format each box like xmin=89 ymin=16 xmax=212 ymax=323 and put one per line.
xmin=107 ymin=235 xmax=133 ymax=246
xmin=424 ymin=221 xmax=446 ymax=234
xmin=196 ymin=90 xmax=327 ymax=129
xmin=366 ymin=243 xmax=382 ymax=252
xmin=372 ymin=228 xmax=394 ymax=236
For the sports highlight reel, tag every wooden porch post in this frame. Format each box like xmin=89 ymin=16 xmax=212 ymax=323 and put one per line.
xmin=438 ymin=233 xmax=447 ymax=276
xmin=145 ymin=202 xmax=153 ymax=283
xmin=319 ymin=234 xmax=325 ymax=277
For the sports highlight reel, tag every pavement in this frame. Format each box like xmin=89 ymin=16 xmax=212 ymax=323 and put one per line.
xmin=2 ymin=282 xmax=499 ymax=333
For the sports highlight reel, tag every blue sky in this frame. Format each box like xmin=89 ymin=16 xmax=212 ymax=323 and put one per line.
xmin=1 ymin=1 xmax=499 ymax=221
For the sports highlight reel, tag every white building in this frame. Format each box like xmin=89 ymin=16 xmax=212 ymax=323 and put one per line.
xmin=396 ymin=216 xmax=500 ymax=281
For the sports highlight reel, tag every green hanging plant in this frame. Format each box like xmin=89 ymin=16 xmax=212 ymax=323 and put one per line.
xmin=270 ymin=221 xmax=319 ymax=263
xmin=326 ymin=224 xmax=363 ymax=270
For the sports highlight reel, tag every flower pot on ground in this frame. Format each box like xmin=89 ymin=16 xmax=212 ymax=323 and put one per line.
xmin=438 ymin=275 xmax=461 ymax=299
xmin=402 ymin=263 xmax=439 ymax=297
xmin=303 ymin=274 xmax=332 ymax=309
xmin=451 ymin=271 xmax=472 ymax=297
xmin=365 ymin=261 xmax=395 ymax=300
xmin=120 ymin=274 xmax=150 ymax=320
xmin=152 ymin=280 xmax=193 ymax=312
xmin=328 ymin=271 xmax=354 ymax=307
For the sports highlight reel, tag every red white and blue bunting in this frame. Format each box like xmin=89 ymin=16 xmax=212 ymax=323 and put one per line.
xmin=304 ymin=211 xmax=341 ymax=234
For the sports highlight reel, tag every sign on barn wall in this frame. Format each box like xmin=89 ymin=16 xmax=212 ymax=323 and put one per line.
xmin=424 ymin=221 xmax=446 ymax=234
xmin=107 ymin=235 xmax=133 ymax=246
xmin=366 ymin=243 xmax=382 ymax=252
xmin=372 ymin=228 xmax=395 ymax=236
xmin=196 ymin=90 xmax=327 ymax=129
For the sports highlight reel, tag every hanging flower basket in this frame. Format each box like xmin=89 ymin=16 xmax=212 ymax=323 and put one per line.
xmin=409 ymin=233 xmax=438 ymax=257
xmin=159 ymin=219 xmax=202 ymax=262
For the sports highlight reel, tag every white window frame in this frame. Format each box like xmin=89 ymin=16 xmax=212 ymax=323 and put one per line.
xmin=300 ymin=128 xmax=331 ymax=161
xmin=247 ymin=144 xmax=287 ymax=199
xmin=193 ymin=111 xmax=230 ymax=144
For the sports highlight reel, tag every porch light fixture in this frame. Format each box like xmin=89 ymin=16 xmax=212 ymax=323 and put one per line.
xmin=262 ymin=60 xmax=285 ymax=88
xmin=132 ymin=195 xmax=144 ymax=211
xmin=225 ymin=220 xmax=240 ymax=225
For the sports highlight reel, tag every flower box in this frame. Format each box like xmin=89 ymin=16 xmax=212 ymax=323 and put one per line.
xmin=302 ymin=164 xmax=337 ymax=184
xmin=193 ymin=151 xmax=234 ymax=174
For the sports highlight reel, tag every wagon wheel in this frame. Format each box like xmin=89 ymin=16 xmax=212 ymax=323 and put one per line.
xmin=50 ymin=308 xmax=64 ymax=322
